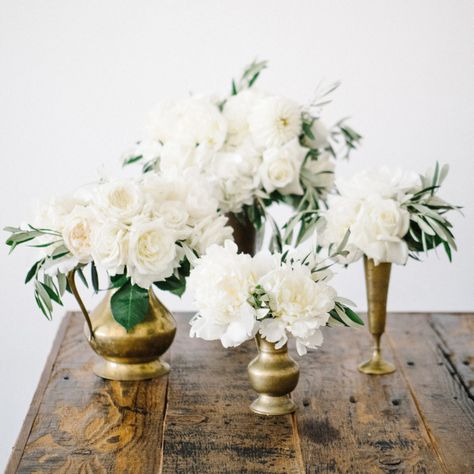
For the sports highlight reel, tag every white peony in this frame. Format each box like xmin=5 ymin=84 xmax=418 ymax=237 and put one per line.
xmin=260 ymin=139 xmax=306 ymax=195
xmin=248 ymin=96 xmax=302 ymax=148
xmin=350 ymin=195 xmax=410 ymax=265
xmin=98 ymin=179 xmax=144 ymax=222
xmin=127 ymin=218 xmax=178 ymax=288
xmin=61 ymin=206 xmax=98 ymax=264
xmin=188 ymin=241 xmax=258 ymax=347
xmin=91 ymin=220 xmax=128 ymax=276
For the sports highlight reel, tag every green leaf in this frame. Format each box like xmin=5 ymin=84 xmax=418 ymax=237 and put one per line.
xmin=57 ymin=272 xmax=67 ymax=296
xmin=344 ymin=307 xmax=364 ymax=325
xmin=91 ymin=262 xmax=99 ymax=293
xmin=110 ymin=282 xmax=149 ymax=331
xmin=40 ymin=282 xmax=63 ymax=306
xmin=25 ymin=259 xmax=43 ymax=284
xmin=34 ymin=280 xmax=53 ymax=313
xmin=76 ymin=267 xmax=89 ymax=288
xmin=110 ymin=273 xmax=129 ymax=288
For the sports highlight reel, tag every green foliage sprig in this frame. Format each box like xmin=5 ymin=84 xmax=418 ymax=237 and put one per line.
xmin=402 ymin=163 xmax=460 ymax=261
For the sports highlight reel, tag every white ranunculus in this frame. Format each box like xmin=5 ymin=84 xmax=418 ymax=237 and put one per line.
xmin=62 ymin=206 xmax=97 ymax=264
xmin=98 ymin=179 xmax=144 ymax=222
xmin=248 ymin=96 xmax=302 ymax=148
xmin=304 ymin=119 xmax=330 ymax=149
xmin=350 ymin=196 xmax=410 ymax=265
xmin=188 ymin=215 xmax=233 ymax=255
xmin=337 ymin=167 xmax=421 ymax=202
xmin=302 ymin=153 xmax=336 ymax=197
xmin=91 ymin=220 xmax=128 ymax=276
xmin=127 ymin=218 xmax=178 ymax=288
xmin=260 ymin=139 xmax=306 ymax=195
xmin=223 ymin=89 xmax=263 ymax=147
xmin=188 ymin=241 xmax=258 ymax=347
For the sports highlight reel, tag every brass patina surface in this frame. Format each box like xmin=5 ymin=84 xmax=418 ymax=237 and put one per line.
xmin=68 ymin=271 xmax=176 ymax=381
xmin=248 ymin=334 xmax=299 ymax=415
xmin=358 ymin=256 xmax=396 ymax=375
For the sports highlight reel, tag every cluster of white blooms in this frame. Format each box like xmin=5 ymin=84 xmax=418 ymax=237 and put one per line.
xmin=35 ymin=169 xmax=232 ymax=288
xmin=188 ymin=241 xmax=339 ymax=356
xmin=322 ymin=167 xmax=422 ymax=265
xmin=126 ymin=91 xmax=336 ymax=213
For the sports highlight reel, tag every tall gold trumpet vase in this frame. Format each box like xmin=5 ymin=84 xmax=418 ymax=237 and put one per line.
xmin=67 ymin=271 xmax=176 ymax=381
xmin=358 ymin=256 xmax=395 ymax=375
xmin=247 ymin=335 xmax=300 ymax=416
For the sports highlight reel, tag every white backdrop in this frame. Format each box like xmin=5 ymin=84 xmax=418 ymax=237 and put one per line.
xmin=1 ymin=0 xmax=473 ymax=468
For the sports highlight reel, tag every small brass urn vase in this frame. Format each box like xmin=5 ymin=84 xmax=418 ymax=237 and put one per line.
xmin=358 ymin=256 xmax=395 ymax=375
xmin=247 ymin=334 xmax=300 ymax=416
xmin=68 ymin=272 xmax=176 ymax=381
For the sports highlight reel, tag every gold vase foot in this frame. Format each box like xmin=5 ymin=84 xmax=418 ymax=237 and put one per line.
xmin=93 ymin=359 xmax=170 ymax=381
xmin=250 ymin=394 xmax=296 ymax=416
xmin=358 ymin=357 xmax=395 ymax=375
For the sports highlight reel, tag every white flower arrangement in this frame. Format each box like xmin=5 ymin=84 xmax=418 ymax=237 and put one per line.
xmin=188 ymin=241 xmax=363 ymax=356
xmin=322 ymin=163 xmax=459 ymax=265
xmin=5 ymin=169 xmax=232 ymax=330
xmin=123 ymin=61 xmax=361 ymax=248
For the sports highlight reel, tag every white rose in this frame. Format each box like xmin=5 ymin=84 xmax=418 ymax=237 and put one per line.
xmin=351 ymin=196 xmax=410 ymax=265
xmin=248 ymin=96 xmax=302 ymax=148
xmin=260 ymin=139 xmax=306 ymax=195
xmin=127 ymin=218 xmax=178 ymax=288
xmin=91 ymin=220 xmax=128 ymax=276
xmin=211 ymin=149 xmax=261 ymax=213
xmin=98 ymin=179 xmax=144 ymax=222
xmin=158 ymin=200 xmax=190 ymax=232
xmin=304 ymin=119 xmax=330 ymax=149
xmin=188 ymin=215 xmax=233 ymax=255
xmin=62 ymin=206 xmax=97 ymax=264
xmin=223 ymin=89 xmax=263 ymax=147
xmin=302 ymin=152 xmax=335 ymax=197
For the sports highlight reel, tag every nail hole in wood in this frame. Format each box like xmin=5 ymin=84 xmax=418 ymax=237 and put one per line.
xmin=349 ymin=395 xmax=356 ymax=404
xmin=407 ymin=361 xmax=415 ymax=366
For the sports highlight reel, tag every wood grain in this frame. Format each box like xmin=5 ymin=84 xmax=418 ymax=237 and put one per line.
xmin=388 ymin=313 xmax=474 ymax=473
xmin=430 ymin=313 xmax=474 ymax=397
xmin=293 ymin=319 xmax=441 ymax=473
xmin=9 ymin=312 xmax=169 ymax=474
xmin=7 ymin=312 xmax=474 ymax=473
xmin=160 ymin=315 xmax=302 ymax=473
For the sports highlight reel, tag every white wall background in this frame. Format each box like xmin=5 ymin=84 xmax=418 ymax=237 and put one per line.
xmin=1 ymin=0 xmax=473 ymax=468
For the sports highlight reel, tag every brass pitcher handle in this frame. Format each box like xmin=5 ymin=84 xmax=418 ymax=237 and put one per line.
xmin=67 ymin=269 xmax=95 ymax=341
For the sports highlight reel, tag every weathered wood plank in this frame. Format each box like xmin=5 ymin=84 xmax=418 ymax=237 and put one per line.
xmin=293 ymin=316 xmax=442 ymax=473
xmin=429 ymin=313 xmax=474 ymax=397
xmin=5 ymin=314 xmax=72 ymax=474
xmin=388 ymin=313 xmax=474 ymax=473
xmin=161 ymin=315 xmax=302 ymax=474
xmin=13 ymin=312 xmax=169 ymax=474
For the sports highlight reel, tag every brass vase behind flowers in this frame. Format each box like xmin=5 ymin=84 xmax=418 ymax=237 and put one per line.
xmin=68 ymin=272 xmax=176 ymax=381
xmin=358 ymin=256 xmax=395 ymax=375
xmin=226 ymin=212 xmax=257 ymax=256
xmin=247 ymin=334 xmax=300 ymax=416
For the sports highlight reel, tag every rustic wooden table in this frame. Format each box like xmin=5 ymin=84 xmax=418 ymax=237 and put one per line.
xmin=6 ymin=312 xmax=474 ymax=473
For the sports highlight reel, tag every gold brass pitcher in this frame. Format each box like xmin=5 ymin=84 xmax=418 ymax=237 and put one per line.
xmin=247 ymin=334 xmax=300 ymax=416
xmin=358 ymin=256 xmax=395 ymax=375
xmin=67 ymin=271 xmax=176 ymax=381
